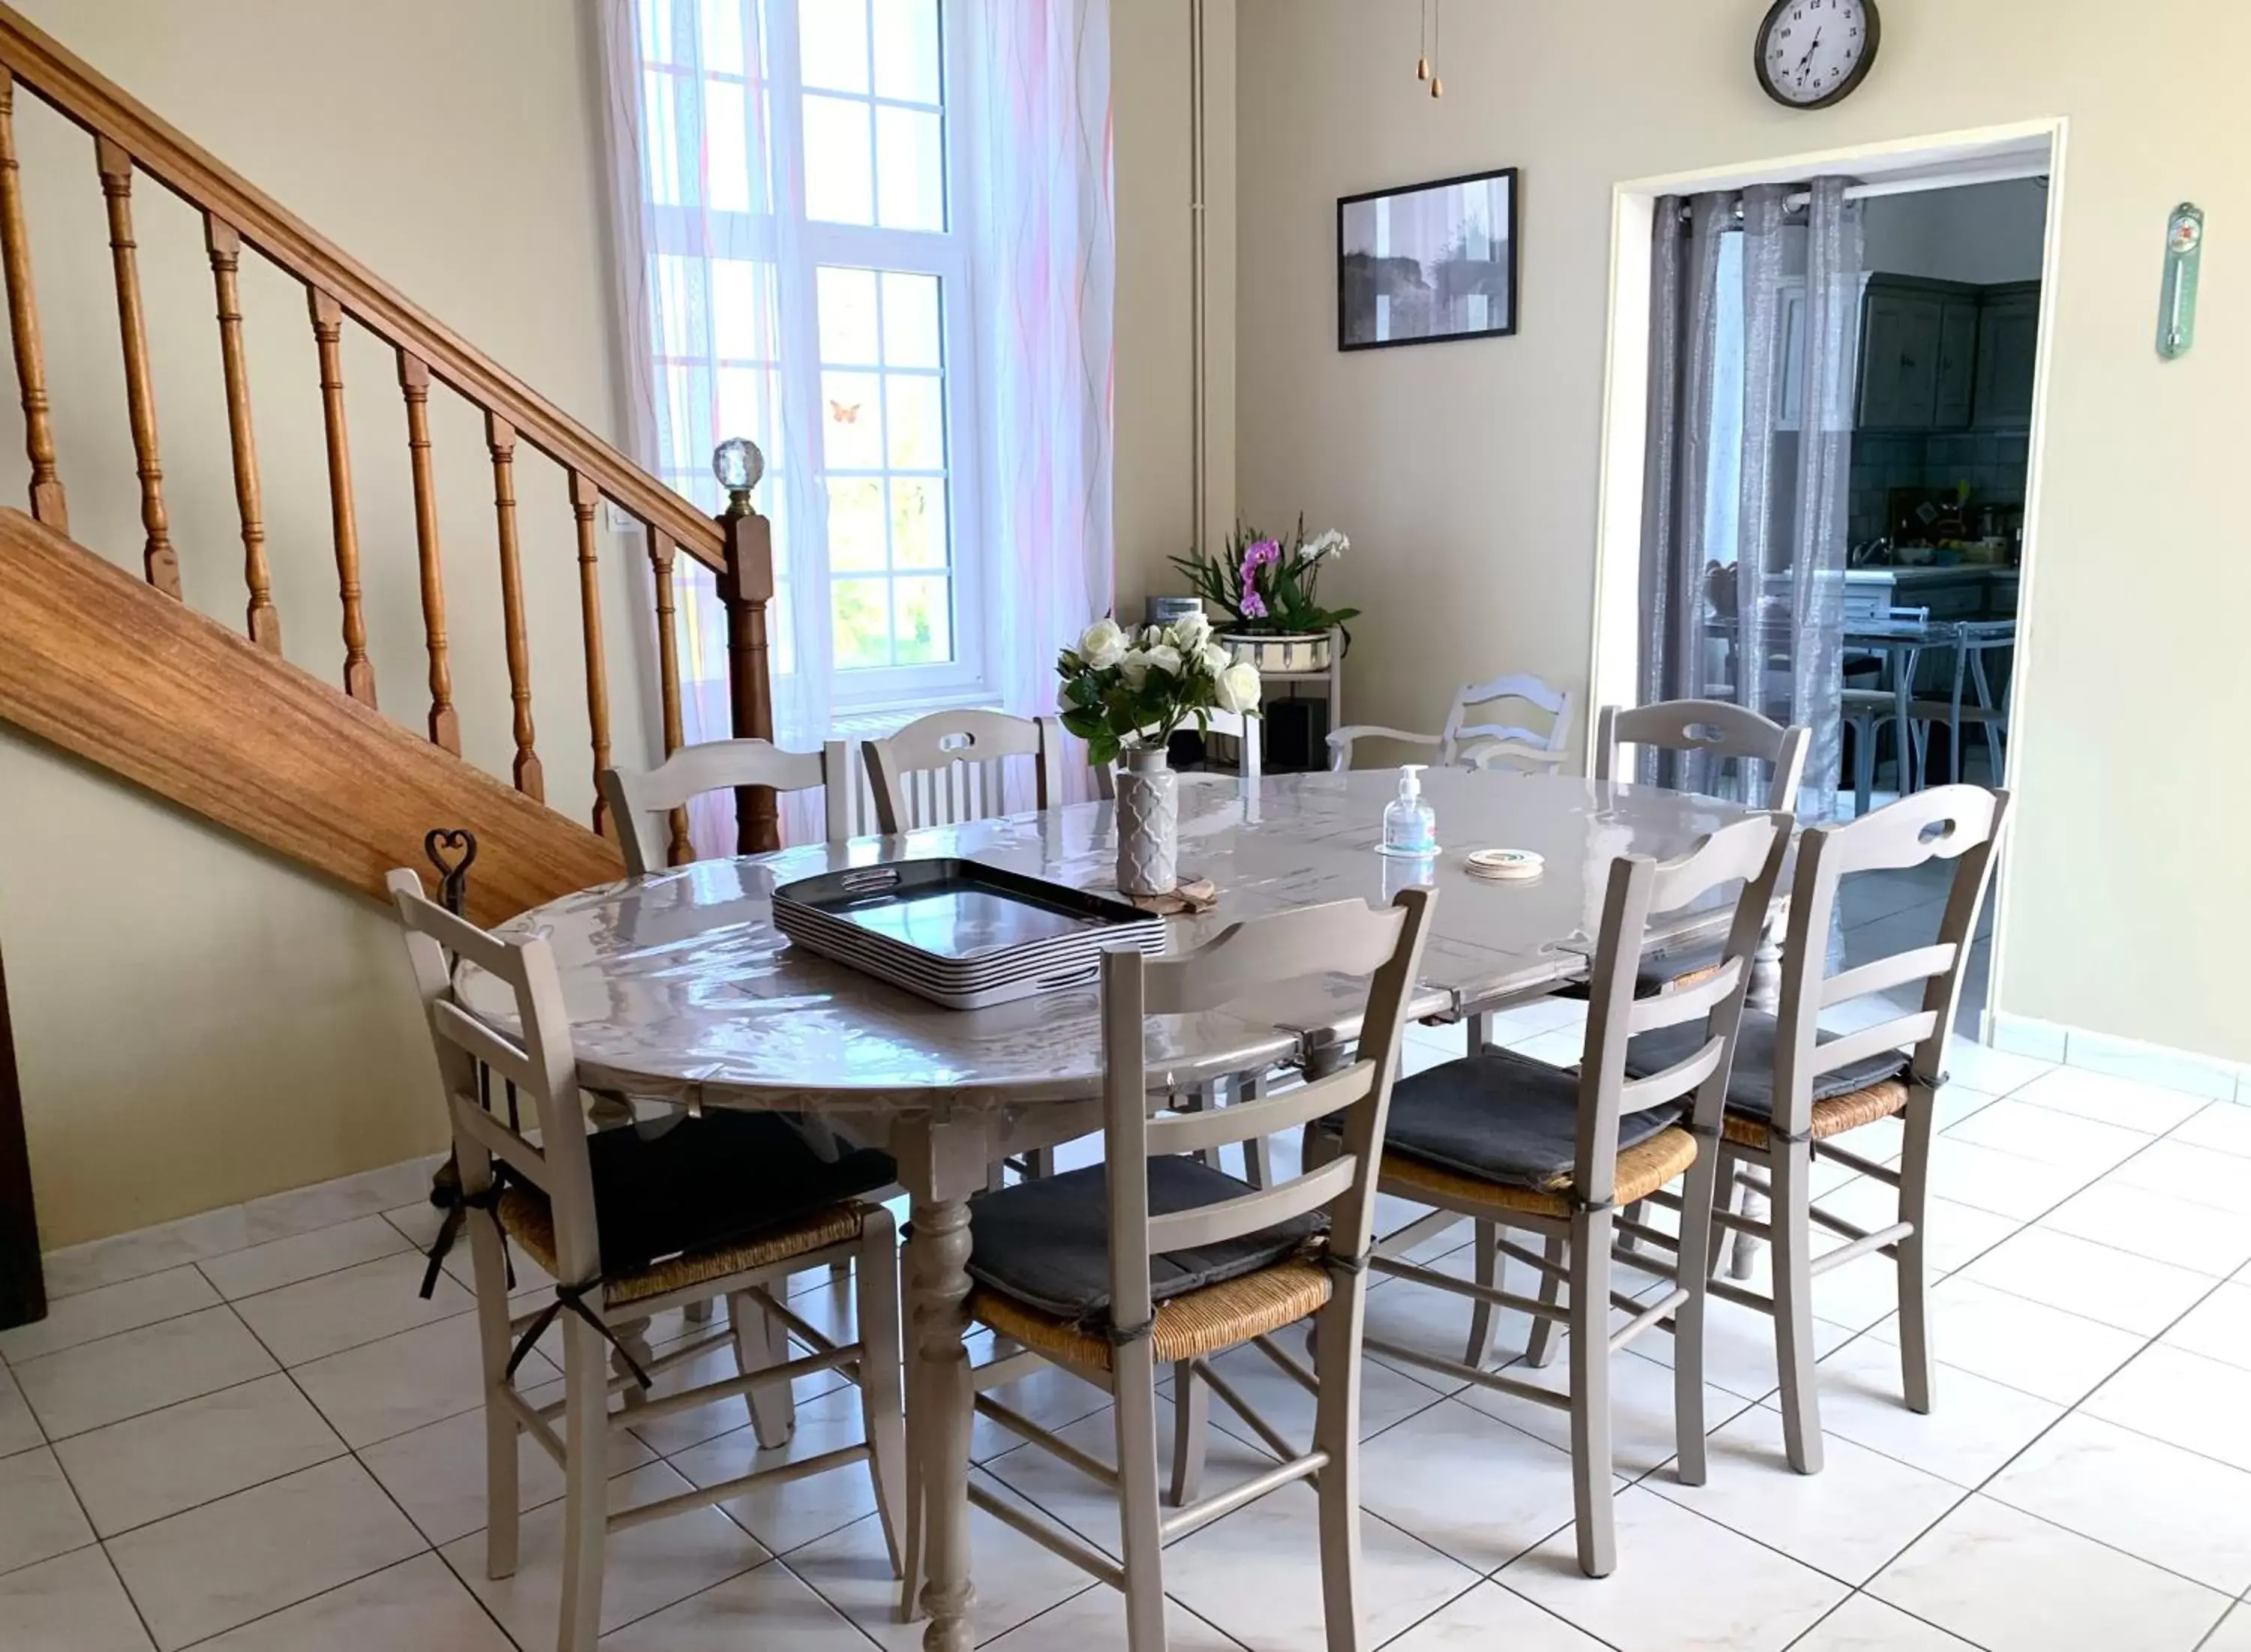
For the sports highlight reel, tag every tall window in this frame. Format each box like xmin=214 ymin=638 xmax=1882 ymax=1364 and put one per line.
xmin=631 ymin=0 xmax=981 ymax=710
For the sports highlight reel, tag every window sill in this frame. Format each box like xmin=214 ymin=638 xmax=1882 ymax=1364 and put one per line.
xmin=827 ymin=690 xmax=1003 ymax=740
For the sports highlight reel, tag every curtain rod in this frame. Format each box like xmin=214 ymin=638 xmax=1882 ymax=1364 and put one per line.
xmin=1679 ymin=159 xmax=2051 ymax=223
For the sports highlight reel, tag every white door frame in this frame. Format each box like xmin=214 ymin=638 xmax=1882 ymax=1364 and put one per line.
xmin=1584 ymin=117 xmax=2069 ymax=1044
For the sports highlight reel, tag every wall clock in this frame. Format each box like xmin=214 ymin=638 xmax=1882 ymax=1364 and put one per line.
xmin=1755 ymin=0 xmax=1880 ymax=110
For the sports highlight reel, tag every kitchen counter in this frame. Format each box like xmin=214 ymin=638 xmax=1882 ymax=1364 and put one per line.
xmin=1847 ymin=564 xmax=2017 ymax=623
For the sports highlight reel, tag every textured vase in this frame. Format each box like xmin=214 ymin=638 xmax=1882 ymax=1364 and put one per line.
xmin=1115 ymin=747 xmax=1179 ymax=897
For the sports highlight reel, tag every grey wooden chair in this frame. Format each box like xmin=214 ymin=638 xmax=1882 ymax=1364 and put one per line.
xmin=388 ymin=871 xmax=908 ymax=1652
xmin=1909 ymin=621 xmax=2015 ymax=786
xmin=1327 ymin=671 xmax=1571 ymax=773
xmin=600 ymin=737 xmax=852 ymax=871
xmin=1337 ymin=813 xmax=1789 ymax=1577
xmin=1594 ymin=698 xmax=1810 ymax=813
xmin=1623 ymin=783 xmax=2009 ymax=1474
xmin=935 ymin=891 xmax=1435 ymax=1652
xmin=864 ymin=709 xmax=1065 ymax=834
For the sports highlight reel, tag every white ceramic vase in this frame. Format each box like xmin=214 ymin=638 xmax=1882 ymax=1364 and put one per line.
xmin=1114 ymin=746 xmax=1179 ymax=897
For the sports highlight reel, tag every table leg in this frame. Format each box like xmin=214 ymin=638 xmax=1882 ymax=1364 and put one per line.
xmin=1892 ymin=650 xmax=1916 ymax=799
xmin=908 ymin=1195 xmax=975 ymax=1652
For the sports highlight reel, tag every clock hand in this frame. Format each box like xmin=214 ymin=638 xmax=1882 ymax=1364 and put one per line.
xmin=1796 ymin=31 xmax=1823 ymax=80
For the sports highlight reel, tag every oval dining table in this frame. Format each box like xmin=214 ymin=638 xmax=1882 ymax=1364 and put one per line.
xmin=458 ymin=765 xmax=1766 ymax=1651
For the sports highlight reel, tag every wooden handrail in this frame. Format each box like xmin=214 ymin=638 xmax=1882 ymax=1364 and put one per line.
xmin=0 ymin=3 xmax=724 ymax=575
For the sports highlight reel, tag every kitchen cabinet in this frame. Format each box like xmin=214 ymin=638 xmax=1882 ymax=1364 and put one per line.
xmin=1854 ymin=275 xmax=2039 ymax=433
xmin=1973 ymin=284 xmax=2041 ymax=429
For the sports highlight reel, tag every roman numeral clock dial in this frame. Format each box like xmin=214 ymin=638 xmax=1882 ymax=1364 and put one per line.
xmin=1756 ymin=0 xmax=1880 ymax=110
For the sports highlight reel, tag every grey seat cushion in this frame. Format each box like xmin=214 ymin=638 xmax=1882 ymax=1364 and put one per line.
xmin=1370 ymin=1046 xmax=1683 ymax=1191
xmin=1553 ymin=938 xmax=1726 ymax=1003
xmin=964 ymin=1156 xmax=1324 ymax=1323
xmin=1625 ymin=1008 xmax=1908 ymax=1122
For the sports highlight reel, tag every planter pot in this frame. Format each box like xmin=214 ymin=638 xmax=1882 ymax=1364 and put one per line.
xmin=1221 ymin=631 xmax=1331 ymax=674
xmin=1114 ymin=747 xmax=1179 ymax=897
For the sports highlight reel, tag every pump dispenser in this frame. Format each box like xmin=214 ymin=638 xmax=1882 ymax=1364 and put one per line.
xmin=1381 ymin=764 xmax=1437 ymax=858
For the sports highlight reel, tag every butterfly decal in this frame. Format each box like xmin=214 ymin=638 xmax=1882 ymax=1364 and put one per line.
xmin=828 ymin=399 xmax=861 ymax=424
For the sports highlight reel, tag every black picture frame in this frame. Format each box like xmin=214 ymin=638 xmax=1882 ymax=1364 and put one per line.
xmin=1337 ymin=166 xmax=1519 ymax=352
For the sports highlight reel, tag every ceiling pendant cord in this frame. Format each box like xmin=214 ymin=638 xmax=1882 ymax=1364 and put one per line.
xmin=1417 ymin=0 xmax=1429 ymax=81
xmin=1429 ymin=1 xmax=1443 ymax=98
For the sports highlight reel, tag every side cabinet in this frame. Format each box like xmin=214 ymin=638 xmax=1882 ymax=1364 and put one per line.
xmin=1856 ymin=275 xmax=2040 ymax=434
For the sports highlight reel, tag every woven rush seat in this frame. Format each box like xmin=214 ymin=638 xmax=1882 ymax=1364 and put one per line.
xmin=1719 ymin=1078 xmax=1908 ymax=1150
xmin=1380 ymin=1126 xmax=1700 ymax=1218
xmin=970 ymin=1260 xmax=1333 ymax=1369
xmin=499 ymin=1187 xmax=870 ymax=1307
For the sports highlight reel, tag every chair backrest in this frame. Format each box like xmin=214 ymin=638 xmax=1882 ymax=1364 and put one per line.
xmin=386 ymin=870 xmax=606 ymax=1286
xmin=1099 ymin=890 xmax=1437 ymax=1334
xmin=863 ymin=710 xmax=1064 ymax=834
xmin=601 ymin=738 xmax=850 ymax=873
xmin=1439 ymin=672 xmax=1571 ymax=766
xmin=1765 ymin=785 xmax=2009 ymax=1140
xmin=1092 ymin=709 xmax=1262 ymax=800
xmin=1576 ymin=815 xmax=1792 ymax=1207
xmin=1594 ymin=699 xmax=1811 ymax=812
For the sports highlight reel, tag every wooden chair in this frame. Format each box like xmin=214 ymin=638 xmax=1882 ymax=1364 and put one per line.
xmin=1341 ymin=814 xmax=1789 ymax=1577
xmin=387 ymin=871 xmax=908 ymax=1652
xmin=1910 ymin=622 xmax=2015 ymax=787
xmin=1093 ymin=707 xmax=1264 ymax=798
xmin=943 ymin=891 xmax=1435 ymax=1651
xmin=864 ymin=709 xmax=1065 ymax=834
xmin=600 ymin=737 xmax=852 ymax=872
xmin=1327 ymin=671 xmax=1572 ymax=773
xmin=1594 ymin=699 xmax=1810 ymax=813
xmin=1623 ymin=784 xmax=2008 ymax=1474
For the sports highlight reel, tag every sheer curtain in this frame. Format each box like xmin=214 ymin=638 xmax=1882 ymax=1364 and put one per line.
xmin=600 ymin=0 xmax=1114 ymax=846
xmin=966 ymin=0 xmax=1116 ymax=806
xmin=1639 ymin=179 xmax=1862 ymax=820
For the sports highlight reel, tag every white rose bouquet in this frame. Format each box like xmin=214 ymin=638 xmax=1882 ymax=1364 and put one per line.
xmin=1055 ymin=611 xmax=1261 ymax=766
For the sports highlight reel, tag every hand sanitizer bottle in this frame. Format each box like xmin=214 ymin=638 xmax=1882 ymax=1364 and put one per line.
xmin=1382 ymin=764 xmax=1437 ymax=858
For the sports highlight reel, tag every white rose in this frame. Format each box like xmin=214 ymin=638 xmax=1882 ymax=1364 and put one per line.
xmin=1119 ymin=648 xmax=1151 ymax=688
xmin=1198 ymin=641 xmax=1231 ymax=677
xmin=1171 ymin=609 xmax=1212 ymax=649
xmin=1077 ymin=617 xmax=1127 ymax=670
xmin=1143 ymin=642 xmax=1183 ymax=677
xmin=1216 ymin=661 xmax=1261 ymax=714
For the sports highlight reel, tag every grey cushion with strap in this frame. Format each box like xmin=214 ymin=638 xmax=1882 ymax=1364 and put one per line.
xmin=1625 ymin=1008 xmax=1907 ymax=1122
xmin=965 ymin=1156 xmax=1325 ymax=1324
xmin=1366 ymin=1046 xmax=1684 ymax=1191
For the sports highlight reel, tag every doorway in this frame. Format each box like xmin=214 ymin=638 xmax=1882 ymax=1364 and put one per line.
xmin=1587 ymin=123 xmax=2066 ymax=1041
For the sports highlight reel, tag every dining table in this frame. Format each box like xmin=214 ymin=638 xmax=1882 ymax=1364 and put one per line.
xmin=457 ymin=764 xmax=1769 ymax=1651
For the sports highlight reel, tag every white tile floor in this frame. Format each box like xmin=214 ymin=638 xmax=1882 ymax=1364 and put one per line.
xmin=8 ymin=1028 xmax=2251 ymax=1650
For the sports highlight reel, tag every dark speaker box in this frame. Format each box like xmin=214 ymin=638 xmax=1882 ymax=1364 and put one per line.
xmin=1264 ymin=698 xmax=1330 ymax=773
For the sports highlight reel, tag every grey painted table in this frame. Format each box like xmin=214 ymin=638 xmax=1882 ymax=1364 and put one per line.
xmin=461 ymin=767 xmax=1763 ymax=1650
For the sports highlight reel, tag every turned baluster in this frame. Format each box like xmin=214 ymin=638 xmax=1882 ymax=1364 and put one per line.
xmin=205 ymin=216 xmax=277 ymax=652
xmin=486 ymin=413 xmax=542 ymax=801
xmin=645 ymin=527 xmax=692 ymax=865
xmin=569 ymin=472 xmax=613 ymax=835
xmin=0 ymin=73 xmax=63 ymax=531
xmin=95 ymin=137 xmax=176 ymax=597
xmin=714 ymin=440 xmax=777 ymax=854
xmin=398 ymin=352 xmax=458 ymax=752
xmin=308 ymin=289 xmax=374 ymax=704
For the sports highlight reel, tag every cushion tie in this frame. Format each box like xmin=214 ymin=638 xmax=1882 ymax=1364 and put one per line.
xmin=419 ymin=1176 xmax=514 ymax=1301
xmin=1321 ymin=1247 xmax=1369 ymax=1279
xmin=1103 ymin=1316 xmax=1156 ymax=1349
xmin=1911 ymin=1068 xmax=1950 ymax=1091
xmin=506 ymin=1281 xmax=654 ymax=1389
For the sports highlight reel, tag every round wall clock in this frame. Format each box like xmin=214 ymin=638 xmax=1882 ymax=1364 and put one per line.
xmin=1754 ymin=0 xmax=1880 ymax=110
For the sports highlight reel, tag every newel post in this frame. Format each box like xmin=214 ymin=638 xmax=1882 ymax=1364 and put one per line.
xmin=714 ymin=439 xmax=780 ymax=854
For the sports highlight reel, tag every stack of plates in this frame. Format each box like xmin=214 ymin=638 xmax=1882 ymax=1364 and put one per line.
xmin=1465 ymin=848 xmax=1545 ymax=884
xmin=774 ymin=858 xmax=1167 ymax=1011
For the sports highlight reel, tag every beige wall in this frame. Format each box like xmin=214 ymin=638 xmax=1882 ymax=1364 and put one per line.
xmin=1111 ymin=0 xmax=1235 ymax=620
xmin=1235 ymin=0 xmax=2251 ymax=1062
xmin=0 ymin=0 xmax=657 ymax=1247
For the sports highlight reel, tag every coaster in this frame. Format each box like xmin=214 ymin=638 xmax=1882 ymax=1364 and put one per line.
xmin=1465 ymin=848 xmax=1544 ymax=882
xmin=1372 ymin=843 xmax=1441 ymax=861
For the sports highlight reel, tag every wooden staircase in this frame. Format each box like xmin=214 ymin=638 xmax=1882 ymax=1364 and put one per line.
xmin=0 ymin=5 xmax=780 ymax=1322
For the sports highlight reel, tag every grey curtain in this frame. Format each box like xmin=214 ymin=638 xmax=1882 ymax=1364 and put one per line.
xmin=1637 ymin=178 xmax=1862 ymax=819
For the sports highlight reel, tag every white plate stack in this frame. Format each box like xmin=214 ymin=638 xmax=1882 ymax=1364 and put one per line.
xmin=1464 ymin=848 xmax=1545 ymax=884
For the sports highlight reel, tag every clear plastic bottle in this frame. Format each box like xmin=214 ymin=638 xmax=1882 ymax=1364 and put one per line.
xmin=1381 ymin=764 xmax=1437 ymax=858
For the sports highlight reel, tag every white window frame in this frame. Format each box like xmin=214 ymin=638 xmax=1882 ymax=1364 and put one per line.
xmin=633 ymin=0 xmax=989 ymax=715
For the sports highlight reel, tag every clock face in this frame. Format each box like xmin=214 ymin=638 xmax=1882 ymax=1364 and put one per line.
xmin=1757 ymin=0 xmax=1880 ymax=109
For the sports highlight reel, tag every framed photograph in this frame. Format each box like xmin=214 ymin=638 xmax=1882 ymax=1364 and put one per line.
xmin=1337 ymin=167 xmax=1519 ymax=351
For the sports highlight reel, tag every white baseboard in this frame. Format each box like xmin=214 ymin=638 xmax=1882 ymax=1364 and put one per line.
xmin=1991 ymin=1011 xmax=2247 ymax=1105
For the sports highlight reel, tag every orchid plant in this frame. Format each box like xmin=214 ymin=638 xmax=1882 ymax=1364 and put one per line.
xmin=1055 ymin=610 xmax=1262 ymax=767
xmin=1169 ymin=518 xmax=1361 ymax=643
